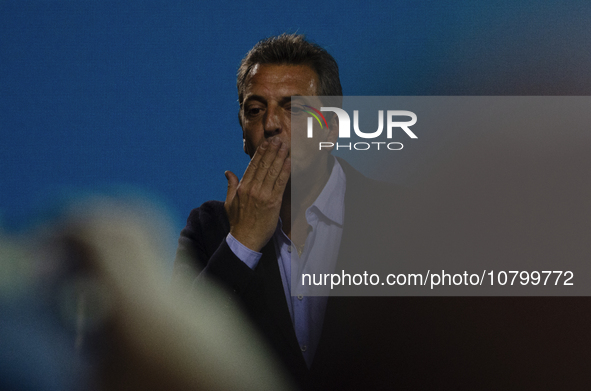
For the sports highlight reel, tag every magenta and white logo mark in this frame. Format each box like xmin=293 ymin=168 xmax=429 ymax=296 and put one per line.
xmin=305 ymin=106 xmax=418 ymax=151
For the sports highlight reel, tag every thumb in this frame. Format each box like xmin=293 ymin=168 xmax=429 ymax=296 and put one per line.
xmin=224 ymin=170 xmax=239 ymax=203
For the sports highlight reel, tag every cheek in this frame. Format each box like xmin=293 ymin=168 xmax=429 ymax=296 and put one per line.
xmin=243 ymin=122 xmax=261 ymax=142
xmin=243 ymin=133 xmax=264 ymax=157
xmin=244 ymin=140 xmax=256 ymax=157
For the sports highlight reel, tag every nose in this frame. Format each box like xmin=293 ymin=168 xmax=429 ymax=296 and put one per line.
xmin=263 ymin=105 xmax=282 ymax=137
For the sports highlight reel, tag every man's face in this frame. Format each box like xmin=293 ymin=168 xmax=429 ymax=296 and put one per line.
xmin=240 ymin=64 xmax=335 ymax=177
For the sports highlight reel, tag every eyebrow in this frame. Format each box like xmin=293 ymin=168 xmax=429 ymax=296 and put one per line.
xmin=279 ymin=96 xmax=292 ymax=105
xmin=290 ymin=95 xmax=306 ymax=104
xmin=243 ymin=95 xmax=267 ymax=105
xmin=243 ymin=95 xmax=297 ymax=106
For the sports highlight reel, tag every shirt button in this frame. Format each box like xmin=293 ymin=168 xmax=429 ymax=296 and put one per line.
xmin=301 ymin=345 xmax=307 ymax=352
xmin=287 ymin=245 xmax=292 ymax=253
xmin=297 ymin=295 xmax=304 ymax=300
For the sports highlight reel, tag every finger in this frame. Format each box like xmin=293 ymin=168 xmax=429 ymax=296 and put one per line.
xmin=271 ymin=156 xmax=291 ymax=198
xmin=252 ymin=137 xmax=282 ymax=185
xmin=261 ymin=141 xmax=288 ymax=190
xmin=241 ymin=140 xmax=270 ymax=184
xmin=224 ymin=170 xmax=239 ymax=206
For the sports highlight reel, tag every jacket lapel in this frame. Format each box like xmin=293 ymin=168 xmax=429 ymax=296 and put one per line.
xmin=258 ymin=240 xmax=307 ymax=364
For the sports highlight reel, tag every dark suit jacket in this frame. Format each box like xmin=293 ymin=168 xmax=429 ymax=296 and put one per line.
xmin=174 ymin=158 xmax=591 ymax=390
xmin=173 ymin=158 xmax=401 ymax=390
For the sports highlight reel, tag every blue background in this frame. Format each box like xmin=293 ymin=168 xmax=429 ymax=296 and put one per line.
xmin=2 ymin=0 xmax=590 ymax=235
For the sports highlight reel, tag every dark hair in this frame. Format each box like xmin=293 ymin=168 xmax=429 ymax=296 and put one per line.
xmin=237 ymin=33 xmax=342 ymax=107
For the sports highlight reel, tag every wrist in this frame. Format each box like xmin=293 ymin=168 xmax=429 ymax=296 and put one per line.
xmin=229 ymin=230 xmax=265 ymax=253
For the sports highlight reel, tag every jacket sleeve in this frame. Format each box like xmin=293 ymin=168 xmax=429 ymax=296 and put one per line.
xmin=172 ymin=201 xmax=257 ymax=295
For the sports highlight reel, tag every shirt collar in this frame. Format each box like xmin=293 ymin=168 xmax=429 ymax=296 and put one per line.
xmin=307 ymin=157 xmax=346 ymax=226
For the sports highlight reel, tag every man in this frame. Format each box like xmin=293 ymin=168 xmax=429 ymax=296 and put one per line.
xmin=173 ymin=34 xmax=394 ymax=390
xmin=174 ymin=34 xmax=591 ymax=391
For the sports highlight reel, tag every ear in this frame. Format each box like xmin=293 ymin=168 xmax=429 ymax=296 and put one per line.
xmin=319 ymin=113 xmax=339 ymax=153
xmin=242 ymin=131 xmax=249 ymax=155
xmin=326 ymin=112 xmax=339 ymax=144
xmin=239 ymin=110 xmax=250 ymax=156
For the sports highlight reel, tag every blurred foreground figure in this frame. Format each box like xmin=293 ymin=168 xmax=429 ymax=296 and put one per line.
xmin=0 ymin=196 xmax=293 ymax=391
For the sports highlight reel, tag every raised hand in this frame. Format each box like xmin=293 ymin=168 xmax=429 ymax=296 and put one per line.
xmin=224 ymin=137 xmax=291 ymax=252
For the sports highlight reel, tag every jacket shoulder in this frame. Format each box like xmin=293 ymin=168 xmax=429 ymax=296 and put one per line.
xmin=175 ymin=200 xmax=230 ymax=272
xmin=185 ymin=200 xmax=228 ymax=232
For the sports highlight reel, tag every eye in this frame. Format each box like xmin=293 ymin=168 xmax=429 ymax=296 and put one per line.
xmin=245 ymin=107 xmax=263 ymax=118
xmin=290 ymin=105 xmax=304 ymax=114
